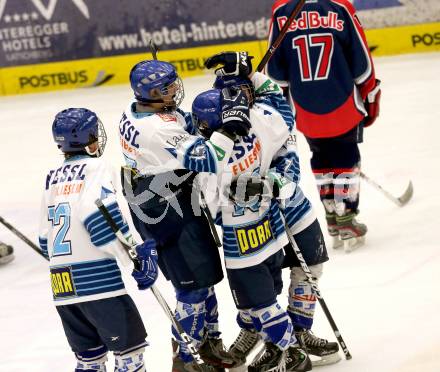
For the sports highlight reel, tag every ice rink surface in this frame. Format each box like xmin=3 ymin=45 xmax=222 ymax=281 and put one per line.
xmin=1 ymin=52 xmax=440 ymax=372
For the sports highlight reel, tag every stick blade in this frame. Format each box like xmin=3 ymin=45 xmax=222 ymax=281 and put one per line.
xmin=397 ymin=181 xmax=413 ymax=206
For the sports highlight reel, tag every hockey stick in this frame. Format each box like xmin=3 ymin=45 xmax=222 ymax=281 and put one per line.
xmin=257 ymin=0 xmax=306 ymax=72
xmin=360 ymin=172 xmax=413 ymax=207
xmin=149 ymin=39 xmax=159 ymax=60
xmin=0 ymin=216 xmax=48 ymax=261
xmin=94 ymin=199 xmax=206 ymax=369
xmin=284 ymin=222 xmax=352 ymax=360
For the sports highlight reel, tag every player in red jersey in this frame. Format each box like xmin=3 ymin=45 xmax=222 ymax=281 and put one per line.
xmin=267 ymin=0 xmax=381 ymax=251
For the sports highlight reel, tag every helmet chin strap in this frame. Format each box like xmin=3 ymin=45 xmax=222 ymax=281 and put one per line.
xmin=85 ymin=145 xmax=102 ymax=157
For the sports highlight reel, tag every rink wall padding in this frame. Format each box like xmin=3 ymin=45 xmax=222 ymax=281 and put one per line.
xmin=1 ymin=0 xmax=440 ymax=96
xmin=1 ymin=22 xmax=439 ymax=96
xmin=0 ymin=40 xmax=268 ymax=96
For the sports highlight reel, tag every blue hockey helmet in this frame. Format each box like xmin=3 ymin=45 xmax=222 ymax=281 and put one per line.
xmin=214 ymin=75 xmax=255 ymax=106
xmin=52 ymin=108 xmax=107 ymax=157
xmin=129 ymin=60 xmax=184 ymax=110
xmin=192 ymin=89 xmax=222 ymax=138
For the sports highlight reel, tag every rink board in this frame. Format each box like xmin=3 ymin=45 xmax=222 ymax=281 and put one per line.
xmin=0 ymin=22 xmax=439 ymax=96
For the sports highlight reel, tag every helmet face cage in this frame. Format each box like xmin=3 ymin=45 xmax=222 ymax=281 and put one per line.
xmin=94 ymin=119 xmax=107 ymax=157
xmin=159 ymin=76 xmax=185 ymax=111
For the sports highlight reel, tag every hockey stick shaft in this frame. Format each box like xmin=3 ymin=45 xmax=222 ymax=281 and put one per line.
xmin=284 ymin=223 xmax=352 ymax=360
xmin=257 ymin=0 xmax=306 ymax=72
xmin=200 ymin=191 xmax=222 ymax=247
xmin=94 ymin=199 xmax=205 ymax=368
xmin=0 ymin=216 xmax=48 ymax=260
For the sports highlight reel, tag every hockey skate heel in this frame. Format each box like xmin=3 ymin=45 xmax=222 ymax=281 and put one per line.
xmin=0 ymin=242 xmax=14 ymax=264
xmin=295 ymin=329 xmax=340 ymax=367
xmin=326 ymin=213 xmax=342 ymax=249
xmin=336 ymin=212 xmax=367 ymax=253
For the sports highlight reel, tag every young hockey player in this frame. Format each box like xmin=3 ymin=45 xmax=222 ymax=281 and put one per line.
xmin=194 ymin=52 xmax=312 ymax=372
xmin=204 ymin=51 xmax=340 ymax=368
xmin=267 ymin=0 xmax=381 ymax=251
xmin=0 ymin=241 xmax=14 ymax=264
xmin=119 ymin=59 xmax=247 ymax=371
xmin=39 ymin=108 xmax=157 ymax=372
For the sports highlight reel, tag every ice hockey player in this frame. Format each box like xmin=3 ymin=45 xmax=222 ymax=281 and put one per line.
xmin=119 ymin=59 xmax=246 ymax=371
xmin=38 ymin=108 xmax=157 ymax=372
xmin=205 ymin=52 xmax=340 ymax=368
xmin=0 ymin=241 xmax=14 ymax=264
xmin=267 ymin=0 xmax=381 ymax=251
xmin=195 ymin=51 xmax=312 ymax=372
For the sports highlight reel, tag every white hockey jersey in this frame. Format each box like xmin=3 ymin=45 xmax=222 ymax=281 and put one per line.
xmin=208 ymin=72 xmax=294 ymax=269
xmin=38 ymin=155 xmax=132 ymax=306
xmin=119 ymin=104 xmax=234 ymax=177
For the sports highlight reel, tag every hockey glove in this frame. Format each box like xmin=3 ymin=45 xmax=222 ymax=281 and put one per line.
xmin=205 ymin=51 xmax=253 ymax=78
xmin=364 ymin=79 xmax=381 ymax=127
xmin=131 ymin=239 xmax=158 ymax=290
xmin=218 ymin=87 xmax=251 ymax=138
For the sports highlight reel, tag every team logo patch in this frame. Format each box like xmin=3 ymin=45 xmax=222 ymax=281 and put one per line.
xmin=234 ymin=216 xmax=274 ymax=256
xmin=50 ymin=266 xmax=76 ymax=299
xmin=209 ymin=142 xmax=226 ymax=161
xmin=157 ymin=113 xmax=177 ymax=122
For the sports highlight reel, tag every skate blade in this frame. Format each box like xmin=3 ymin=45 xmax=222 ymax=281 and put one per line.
xmin=331 ymin=236 xmax=343 ymax=249
xmin=0 ymin=254 xmax=14 ymax=264
xmin=343 ymin=236 xmax=365 ymax=253
xmin=310 ymin=352 xmax=341 ymax=367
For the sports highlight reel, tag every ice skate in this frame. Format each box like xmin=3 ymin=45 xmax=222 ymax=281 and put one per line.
xmin=228 ymin=328 xmax=263 ymax=371
xmin=171 ymin=338 xmax=221 ymax=372
xmin=325 ymin=212 xmax=343 ymax=249
xmin=199 ymin=337 xmax=239 ymax=369
xmin=0 ymin=242 xmax=14 ymax=264
xmin=285 ymin=344 xmax=312 ymax=371
xmin=248 ymin=342 xmax=286 ymax=372
xmin=296 ymin=329 xmax=341 ymax=367
xmin=171 ymin=358 xmax=217 ymax=372
xmin=336 ymin=212 xmax=367 ymax=252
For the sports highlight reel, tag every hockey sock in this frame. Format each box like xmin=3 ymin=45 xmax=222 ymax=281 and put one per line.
xmin=204 ymin=286 xmax=221 ymax=339
xmin=312 ymin=170 xmax=334 ymax=202
xmin=249 ymin=302 xmax=296 ymax=351
xmin=174 ymin=287 xmax=208 ymax=363
xmin=75 ymin=345 xmax=108 ymax=371
xmin=288 ymin=265 xmax=322 ymax=329
xmin=236 ymin=310 xmax=255 ymax=330
xmin=114 ymin=342 xmax=147 ymax=372
xmin=333 ymin=165 xmax=360 ymax=214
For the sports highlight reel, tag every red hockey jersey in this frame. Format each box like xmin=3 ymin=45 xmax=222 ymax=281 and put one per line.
xmin=267 ymin=0 xmax=377 ymax=138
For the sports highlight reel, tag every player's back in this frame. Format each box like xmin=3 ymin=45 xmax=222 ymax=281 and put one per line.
xmin=268 ymin=0 xmax=375 ymax=138
xmin=39 ymin=155 xmax=128 ymax=305
xmin=216 ymin=96 xmax=291 ymax=269
xmin=119 ymin=102 xmax=194 ymax=175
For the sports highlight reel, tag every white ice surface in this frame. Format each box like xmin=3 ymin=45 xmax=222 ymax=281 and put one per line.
xmin=1 ymin=52 xmax=440 ymax=372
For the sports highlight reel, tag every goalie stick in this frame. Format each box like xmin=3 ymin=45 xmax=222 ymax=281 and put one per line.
xmin=284 ymin=222 xmax=352 ymax=361
xmin=0 ymin=216 xmax=48 ymax=260
xmin=361 ymin=172 xmax=413 ymax=207
xmin=94 ymin=199 xmax=207 ymax=370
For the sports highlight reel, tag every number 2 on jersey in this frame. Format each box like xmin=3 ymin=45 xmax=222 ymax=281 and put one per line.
xmin=48 ymin=202 xmax=72 ymax=257
xmin=293 ymin=33 xmax=334 ymax=81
